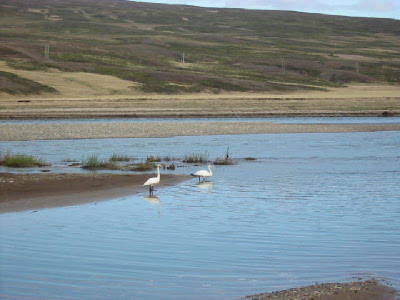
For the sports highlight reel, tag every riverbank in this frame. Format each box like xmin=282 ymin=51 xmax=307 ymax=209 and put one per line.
xmin=1 ymin=122 xmax=399 ymax=141
xmin=0 ymin=172 xmax=191 ymax=213
xmin=244 ymin=279 xmax=397 ymax=300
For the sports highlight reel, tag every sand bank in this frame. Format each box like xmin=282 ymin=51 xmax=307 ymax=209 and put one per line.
xmin=1 ymin=122 xmax=399 ymax=141
xmin=0 ymin=172 xmax=191 ymax=213
xmin=244 ymin=279 xmax=397 ymax=300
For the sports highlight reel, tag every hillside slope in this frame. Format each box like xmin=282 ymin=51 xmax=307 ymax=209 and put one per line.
xmin=0 ymin=0 xmax=399 ymax=96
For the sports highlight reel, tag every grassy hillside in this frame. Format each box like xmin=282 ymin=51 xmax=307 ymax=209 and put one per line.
xmin=0 ymin=0 xmax=399 ymax=95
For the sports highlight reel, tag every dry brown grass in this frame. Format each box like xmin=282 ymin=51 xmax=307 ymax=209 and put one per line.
xmin=0 ymin=62 xmax=136 ymax=98
xmin=0 ymin=60 xmax=399 ymax=118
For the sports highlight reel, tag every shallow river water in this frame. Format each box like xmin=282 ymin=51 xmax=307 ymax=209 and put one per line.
xmin=0 ymin=124 xmax=399 ymax=299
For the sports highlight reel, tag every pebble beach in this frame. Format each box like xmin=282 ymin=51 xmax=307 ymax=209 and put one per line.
xmin=1 ymin=122 xmax=400 ymax=141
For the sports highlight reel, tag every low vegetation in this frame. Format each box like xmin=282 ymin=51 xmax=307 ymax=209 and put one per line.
xmin=213 ymin=148 xmax=237 ymax=165
xmin=0 ymin=0 xmax=398 ymax=96
xmin=183 ymin=152 xmax=209 ymax=164
xmin=0 ymin=153 xmax=48 ymax=168
xmin=0 ymin=71 xmax=58 ymax=95
xmin=244 ymin=157 xmax=257 ymax=161
xmin=109 ymin=153 xmax=133 ymax=162
xmin=146 ymin=155 xmax=162 ymax=163
xmin=82 ymin=155 xmax=120 ymax=170
xmin=213 ymin=157 xmax=237 ymax=165
xmin=62 ymin=158 xmax=78 ymax=162
xmin=0 ymin=150 xmax=248 ymax=171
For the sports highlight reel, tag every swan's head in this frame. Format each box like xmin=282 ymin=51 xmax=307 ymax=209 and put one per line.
xmin=156 ymin=164 xmax=162 ymax=168
xmin=208 ymin=165 xmax=213 ymax=168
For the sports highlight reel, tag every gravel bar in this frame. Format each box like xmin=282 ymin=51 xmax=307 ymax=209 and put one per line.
xmin=1 ymin=122 xmax=400 ymax=141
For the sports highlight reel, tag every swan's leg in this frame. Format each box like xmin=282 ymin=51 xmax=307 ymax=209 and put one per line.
xmin=149 ymin=185 xmax=153 ymax=195
xmin=198 ymin=176 xmax=201 ymax=182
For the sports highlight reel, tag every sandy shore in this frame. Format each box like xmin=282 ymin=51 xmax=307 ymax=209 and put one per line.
xmin=0 ymin=172 xmax=191 ymax=213
xmin=1 ymin=122 xmax=399 ymax=141
xmin=244 ymin=279 xmax=397 ymax=300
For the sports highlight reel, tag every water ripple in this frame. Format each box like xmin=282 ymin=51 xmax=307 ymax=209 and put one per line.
xmin=1 ymin=131 xmax=400 ymax=299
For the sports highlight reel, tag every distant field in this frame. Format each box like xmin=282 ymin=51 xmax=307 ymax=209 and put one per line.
xmin=1 ymin=83 xmax=399 ymax=118
xmin=0 ymin=0 xmax=399 ymax=99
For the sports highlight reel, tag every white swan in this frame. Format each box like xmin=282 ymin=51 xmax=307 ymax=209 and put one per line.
xmin=143 ymin=164 xmax=162 ymax=195
xmin=191 ymin=165 xmax=213 ymax=182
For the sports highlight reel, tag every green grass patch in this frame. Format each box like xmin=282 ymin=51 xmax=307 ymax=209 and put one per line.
xmin=82 ymin=154 xmax=120 ymax=170
xmin=109 ymin=153 xmax=133 ymax=162
xmin=0 ymin=153 xmax=48 ymax=168
xmin=163 ymin=155 xmax=179 ymax=161
xmin=183 ymin=152 xmax=209 ymax=163
xmin=146 ymin=155 xmax=162 ymax=163
xmin=6 ymin=59 xmax=49 ymax=71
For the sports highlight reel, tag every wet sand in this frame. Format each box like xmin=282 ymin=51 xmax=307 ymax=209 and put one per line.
xmin=1 ymin=122 xmax=399 ymax=141
xmin=244 ymin=279 xmax=398 ymax=300
xmin=0 ymin=172 xmax=191 ymax=213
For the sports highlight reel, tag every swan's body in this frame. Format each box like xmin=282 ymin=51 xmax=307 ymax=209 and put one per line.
xmin=143 ymin=165 xmax=162 ymax=195
xmin=191 ymin=165 xmax=213 ymax=182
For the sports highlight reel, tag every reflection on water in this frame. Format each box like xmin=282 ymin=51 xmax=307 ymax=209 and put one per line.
xmin=0 ymin=131 xmax=400 ymax=300
xmin=195 ymin=181 xmax=213 ymax=193
xmin=143 ymin=195 xmax=161 ymax=216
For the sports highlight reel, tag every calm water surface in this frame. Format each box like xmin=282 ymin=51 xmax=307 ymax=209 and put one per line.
xmin=1 ymin=130 xmax=399 ymax=299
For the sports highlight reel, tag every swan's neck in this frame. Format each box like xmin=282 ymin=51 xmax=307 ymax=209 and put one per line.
xmin=156 ymin=167 xmax=161 ymax=179
xmin=208 ymin=166 xmax=212 ymax=175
